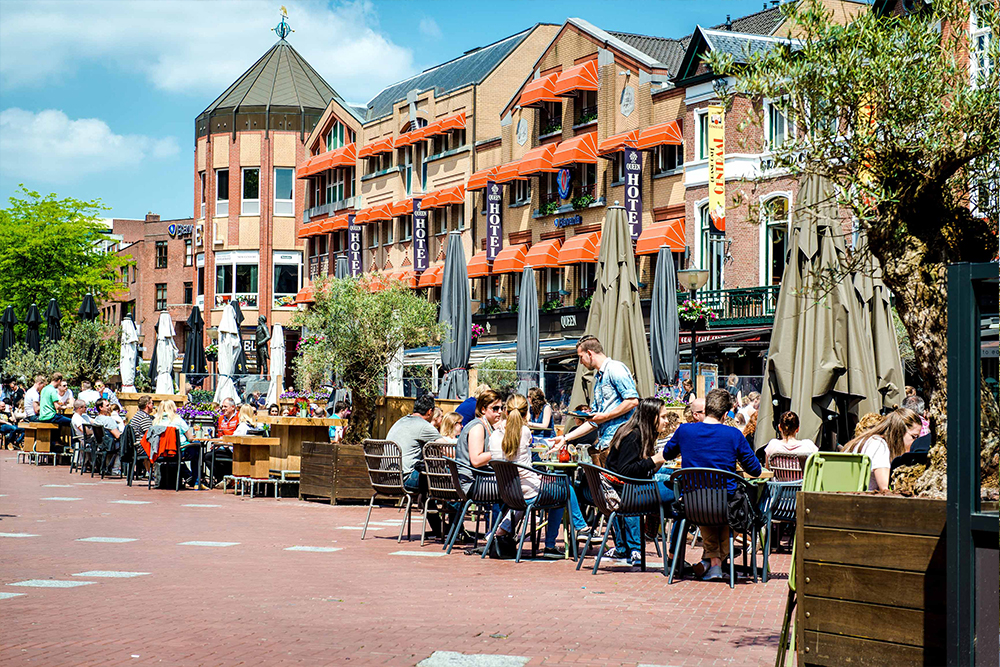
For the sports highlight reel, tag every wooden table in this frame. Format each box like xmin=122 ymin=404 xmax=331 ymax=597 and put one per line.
xmin=256 ymin=415 xmax=340 ymax=473
xmin=220 ymin=436 xmax=281 ymax=479
xmin=118 ymin=392 xmax=187 ymax=423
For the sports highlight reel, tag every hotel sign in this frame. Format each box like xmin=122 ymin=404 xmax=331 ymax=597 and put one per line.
xmin=486 ymin=181 xmax=502 ymax=261
xmin=347 ymin=214 xmax=362 ymax=277
xmin=412 ymin=198 xmax=429 ymax=273
xmin=707 ymin=103 xmax=726 ymax=236
xmin=623 ymin=147 xmax=642 ymax=240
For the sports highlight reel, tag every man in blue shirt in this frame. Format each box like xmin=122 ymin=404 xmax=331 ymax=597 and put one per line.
xmin=662 ymin=388 xmax=761 ymax=581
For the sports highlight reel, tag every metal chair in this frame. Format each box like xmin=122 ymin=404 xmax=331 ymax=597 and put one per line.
xmin=767 ymin=453 xmax=804 ymax=481
xmin=420 ymin=441 xmax=458 ymax=546
xmin=576 ymin=463 xmax=669 ymax=575
xmin=443 ymin=456 xmax=499 ymax=554
xmin=360 ymin=439 xmax=414 ymax=542
xmin=120 ymin=424 xmax=149 ymax=486
xmin=667 ymin=467 xmax=761 ymax=589
xmin=760 ymin=480 xmax=801 ymax=583
xmin=481 ymin=460 xmax=576 ymax=563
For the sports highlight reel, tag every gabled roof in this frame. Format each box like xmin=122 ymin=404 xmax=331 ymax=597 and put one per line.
xmin=607 ymin=32 xmax=689 ymax=75
xmin=363 ymin=27 xmax=543 ymax=121
xmin=198 ymin=39 xmax=351 ymax=121
xmin=566 ymin=18 xmax=671 ymax=70
xmin=674 ymin=26 xmax=802 ymax=84
xmin=715 ymin=5 xmax=788 ymax=35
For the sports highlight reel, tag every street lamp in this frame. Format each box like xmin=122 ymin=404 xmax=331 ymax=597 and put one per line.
xmin=676 ymin=269 xmax=710 ymax=393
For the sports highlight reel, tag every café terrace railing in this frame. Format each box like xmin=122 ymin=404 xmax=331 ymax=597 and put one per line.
xmin=680 ymin=285 xmax=780 ymax=327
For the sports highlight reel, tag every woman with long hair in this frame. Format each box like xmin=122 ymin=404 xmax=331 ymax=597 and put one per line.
xmin=526 ymin=387 xmax=554 ymax=438
xmin=454 ymin=389 xmax=502 ymax=494
xmin=764 ymin=411 xmax=818 ymax=463
xmin=438 ymin=411 xmax=463 ymax=444
xmin=842 ymin=407 xmax=922 ymax=491
xmin=233 ymin=404 xmax=259 ymax=436
xmin=152 ymin=399 xmax=199 ymax=486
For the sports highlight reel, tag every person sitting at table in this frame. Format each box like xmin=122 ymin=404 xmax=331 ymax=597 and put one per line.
xmin=217 ymin=398 xmax=239 ymax=436
xmin=92 ymin=398 xmax=123 ymax=475
xmin=764 ymin=411 xmax=818 ymax=464
xmin=77 ymin=381 xmax=100 ymax=405
xmin=328 ymin=401 xmax=350 ymax=442
xmin=455 ymin=389 xmax=501 ymax=493
xmin=69 ymin=399 xmax=92 ymax=452
xmin=438 ymin=411 xmax=463 ymax=444
xmin=0 ymin=405 xmax=25 ymax=449
xmin=56 ymin=380 xmax=74 ymax=410
xmin=661 ymin=388 xmax=761 ymax=582
xmin=387 ymin=394 xmax=446 ymax=539
xmin=97 ymin=381 xmax=122 ymax=409
xmin=150 ymin=400 xmax=199 ymax=487
xmin=267 ymin=404 xmax=280 ymax=417
xmin=526 ymin=387 xmax=554 ymax=438
xmin=605 ymin=396 xmax=683 ymax=567
xmin=841 ymin=407 xmax=921 ymax=492
xmin=455 ymin=384 xmax=491 ymax=427
xmin=233 ymin=404 xmax=260 ymax=436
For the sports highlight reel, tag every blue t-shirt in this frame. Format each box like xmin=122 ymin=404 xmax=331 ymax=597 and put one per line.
xmin=455 ymin=396 xmax=477 ymax=427
xmin=662 ymin=421 xmax=762 ymax=492
xmin=591 ymin=358 xmax=639 ymax=449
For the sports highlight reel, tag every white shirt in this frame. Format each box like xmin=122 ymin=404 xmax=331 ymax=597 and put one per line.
xmin=78 ymin=389 xmax=100 ymax=404
xmin=488 ymin=420 xmax=539 ymax=498
xmin=23 ymin=386 xmax=40 ymax=417
xmin=71 ymin=413 xmax=91 ymax=439
xmin=57 ymin=389 xmax=73 ymax=407
xmin=859 ymin=435 xmax=891 ymax=491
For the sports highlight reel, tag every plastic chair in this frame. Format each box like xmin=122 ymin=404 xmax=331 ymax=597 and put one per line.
xmin=360 ymin=439 xmax=414 ymax=542
xmin=767 ymin=453 xmax=804 ymax=481
xmin=420 ymin=442 xmax=459 ymax=546
xmin=773 ymin=451 xmax=872 ymax=667
xmin=576 ymin=463 xmax=668 ymax=575
xmin=443 ymin=456 xmax=499 ymax=554
xmin=482 ymin=460 xmax=576 ymax=563
xmin=667 ymin=467 xmax=761 ymax=589
xmin=760 ymin=480 xmax=801 ymax=583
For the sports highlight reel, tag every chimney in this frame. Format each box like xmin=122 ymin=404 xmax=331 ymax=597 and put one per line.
xmin=771 ymin=0 xmax=780 ymax=6
xmin=145 ymin=212 xmax=160 ymax=223
xmin=726 ymin=14 xmax=733 ymax=30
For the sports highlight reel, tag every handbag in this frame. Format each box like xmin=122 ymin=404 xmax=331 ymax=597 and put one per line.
xmin=727 ymin=485 xmax=761 ymax=535
xmin=597 ymin=474 xmax=621 ymax=512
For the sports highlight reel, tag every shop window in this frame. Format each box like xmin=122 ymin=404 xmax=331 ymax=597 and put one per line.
xmin=214 ymin=251 xmax=259 ymax=307
xmin=273 ymin=252 xmax=302 ymax=308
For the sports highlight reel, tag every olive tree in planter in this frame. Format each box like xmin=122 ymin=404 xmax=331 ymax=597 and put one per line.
xmin=706 ymin=0 xmax=999 ymax=495
xmin=292 ymin=274 xmax=441 ymax=443
xmin=477 ymin=357 xmax=519 ymax=396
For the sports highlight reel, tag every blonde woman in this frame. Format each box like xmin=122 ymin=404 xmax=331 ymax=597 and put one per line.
xmin=152 ymin=400 xmax=199 ymax=487
xmin=842 ymin=408 xmax=922 ymax=491
xmin=438 ymin=411 xmax=463 ymax=443
xmin=233 ymin=404 xmax=259 ymax=436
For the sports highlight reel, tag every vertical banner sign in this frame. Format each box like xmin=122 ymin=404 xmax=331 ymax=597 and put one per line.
xmin=486 ymin=181 xmax=503 ymax=261
xmin=412 ymin=198 xmax=429 ymax=273
xmin=347 ymin=214 xmax=362 ymax=277
xmin=707 ymin=103 xmax=726 ymax=236
xmin=623 ymin=147 xmax=643 ymax=240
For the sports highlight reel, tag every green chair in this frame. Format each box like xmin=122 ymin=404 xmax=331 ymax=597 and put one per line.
xmin=774 ymin=452 xmax=871 ymax=667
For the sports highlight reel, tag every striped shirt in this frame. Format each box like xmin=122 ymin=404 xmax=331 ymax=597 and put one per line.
xmin=129 ymin=410 xmax=153 ymax=438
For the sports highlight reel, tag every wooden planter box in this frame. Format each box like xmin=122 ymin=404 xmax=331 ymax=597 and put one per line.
xmin=796 ymin=492 xmax=946 ymax=666
xmin=299 ymin=441 xmax=373 ymax=504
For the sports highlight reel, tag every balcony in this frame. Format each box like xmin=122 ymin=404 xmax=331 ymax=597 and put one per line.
xmin=309 ymin=254 xmax=329 ymax=280
xmin=680 ymin=285 xmax=780 ymax=327
xmin=304 ymin=197 xmax=356 ymax=222
xmin=574 ymin=106 xmax=598 ymax=128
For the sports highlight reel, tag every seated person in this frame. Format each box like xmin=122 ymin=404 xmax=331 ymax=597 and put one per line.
xmin=526 ymin=387 xmax=555 ymax=438
xmin=386 ymin=394 xmax=445 ymax=537
xmin=77 ymin=381 xmax=100 ymax=405
xmin=0 ymin=407 xmax=24 ymax=449
xmin=437 ymin=411 xmax=463 ymax=444
xmin=69 ymin=399 xmax=92 ymax=446
xmin=233 ymin=404 xmax=260 ymax=436
xmin=127 ymin=395 xmax=155 ymax=476
xmin=150 ymin=400 xmax=198 ymax=486
xmin=217 ymin=398 xmax=239 ymax=436
xmin=56 ymin=380 xmax=74 ymax=411
xmin=97 ymin=381 xmax=121 ymax=409
xmin=455 ymin=389 xmax=503 ymax=493
xmin=456 ymin=384 xmax=491 ymax=427
xmin=327 ymin=401 xmax=350 ymax=442
xmin=92 ymin=398 xmax=123 ymax=474
xmin=267 ymin=404 xmax=281 ymax=417
xmin=764 ymin=411 xmax=818 ymax=465
xmin=842 ymin=408 xmax=921 ymax=491
xmin=661 ymin=388 xmax=761 ymax=581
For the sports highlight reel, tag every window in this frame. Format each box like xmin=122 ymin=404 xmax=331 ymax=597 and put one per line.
xmin=326 ymin=121 xmax=350 ymax=150
xmin=155 ymin=284 xmax=167 ymax=311
xmin=216 ymin=264 xmax=233 ymax=296
xmin=132 ymin=266 xmax=137 ymax=283
xmin=696 ymin=110 xmax=709 ymax=160
xmin=216 ymin=169 xmax=229 ymax=216
xmin=273 ymin=251 xmax=302 ymax=308
xmin=611 ymin=153 xmax=626 ymax=183
xmin=762 ymin=196 xmax=790 ymax=286
xmin=120 ymin=266 xmax=128 ymax=284
xmin=274 ymin=168 xmax=294 ymax=216
xmin=513 ymin=179 xmax=531 ymax=205
xmin=368 ymin=224 xmax=379 ymax=248
xmin=697 ymin=203 xmax=725 ymax=291
xmin=235 ymin=264 xmax=258 ymax=295
xmin=199 ymin=172 xmax=206 ymax=219
xmin=183 ymin=282 xmax=193 ymax=305
xmin=971 ymin=9 xmax=993 ymax=87
xmin=576 ymin=90 xmax=597 ymax=125
xmin=197 ymin=266 xmax=204 ymax=295
xmin=540 ymin=101 xmax=562 ymax=135
xmin=241 ymin=168 xmax=260 ymax=215
xmin=401 ymin=215 xmax=413 ymax=241
xmin=654 ymin=144 xmax=682 ymax=174
xmin=184 ymin=240 xmax=193 ymax=267
xmin=329 ymin=168 xmax=352 ymax=204
xmin=578 ymin=164 xmax=597 ymax=197
xmin=214 ymin=250 xmax=259 ymax=307
xmin=400 ymin=146 xmax=413 ymax=195
xmin=545 ymin=267 xmax=563 ymax=303
xmin=383 ymin=219 xmax=394 ymax=246
xmin=433 ymin=209 xmax=447 ymax=236
xmin=155 ymin=241 xmax=168 ymax=269
xmin=766 ymin=99 xmax=791 ymax=149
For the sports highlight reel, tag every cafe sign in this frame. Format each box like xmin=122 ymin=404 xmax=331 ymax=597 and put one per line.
xmin=707 ymin=103 xmax=726 ymax=236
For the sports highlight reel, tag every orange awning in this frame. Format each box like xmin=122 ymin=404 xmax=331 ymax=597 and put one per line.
xmin=636 ymin=120 xmax=683 ymax=149
xmin=467 ymin=166 xmax=498 ymax=191
xmin=389 ymin=270 xmax=418 ymax=289
xmin=493 ymin=161 xmax=526 ymax=184
xmin=598 ymin=130 xmax=641 ymax=157
xmin=390 ymin=198 xmax=413 ymax=218
xmin=492 ymin=244 xmax=529 ymax=274
xmin=552 ymin=132 xmax=599 ymax=167
xmin=359 ymin=204 xmax=391 ymax=224
xmin=296 ymin=155 xmax=320 ymax=179
xmin=421 ymin=111 xmax=467 ymax=140
xmin=519 ymin=72 xmax=560 ymax=108
xmin=467 ymin=252 xmax=491 ymax=278
xmin=553 ymin=60 xmax=598 ymax=97
xmin=297 ymin=222 xmax=319 ymax=239
xmin=517 ymin=144 xmax=558 ymax=176
xmin=354 ymin=208 xmax=372 ymax=224
xmin=294 ymin=286 xmax=315 ymax=304
xmin=417 ymin=264 xmax=444 ymax=288
xmin=523 ymin=239 xmax=562 ymax=269
xmin=558 ymin=231 xmax=601 ymax=265
xmin=328 ymin=213 xmax=351 ymax=232
xmin=421 ymin=185 xmax=466 ymax=210
xmin=357 ymin=137 xmax=394 ymax=159
xmin=635 ymin=219 xmax=686 ymax=254
xmin=329 ymin=142 xmax=357 ymax=168
xmin=364 ymin=273 xmax=389 ymax=292
xmin=394 ymin=129 xmax=423 ymax=148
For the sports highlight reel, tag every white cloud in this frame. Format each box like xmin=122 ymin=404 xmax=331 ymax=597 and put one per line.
xmin=419 ymin=17 xmax=443 ymax=40
xmin=0 ymin=108 xmax=179 ymax=184
xmin=0 ymin=0 xmax=416 ymax=103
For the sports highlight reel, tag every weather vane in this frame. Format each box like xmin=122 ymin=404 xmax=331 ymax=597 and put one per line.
xmin=273 ymin=6 xmax=293 ymax=39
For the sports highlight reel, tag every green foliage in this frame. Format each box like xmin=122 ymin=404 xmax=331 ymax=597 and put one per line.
xmin=540 ymin=201 xmax=559 ymax=216
xmin=292 ymin=275 xmax=442 ymax=441
xmin=0 ymin=186 xmax=131 ymax=321
xmin=1 ymin=319 xmax=120 ymax=385
xmin=477 ymin=357 xmax=518 ymax=395
xmin=571 ymin=194 xmax=595 ymax=210
xmin=574 ymin=295 xmax=593 ymax=309
xmin=135 ymin=362 xmax=152 ymax=393
xmin=188 ymin=389 xmax=214 ymax=404
xmin=540 ymin=298 xmax=561 ymax=313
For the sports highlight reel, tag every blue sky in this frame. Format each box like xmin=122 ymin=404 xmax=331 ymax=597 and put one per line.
xmin=0 ymin=0 xmax=777 ymax=220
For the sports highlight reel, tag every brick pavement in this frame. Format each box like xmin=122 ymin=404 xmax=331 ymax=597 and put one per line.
xmin=0 ymin=453 xmax=789 ymax=666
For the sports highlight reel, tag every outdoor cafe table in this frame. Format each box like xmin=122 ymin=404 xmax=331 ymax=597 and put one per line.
xmin=255 ymin=415 xmax=339 ymax=475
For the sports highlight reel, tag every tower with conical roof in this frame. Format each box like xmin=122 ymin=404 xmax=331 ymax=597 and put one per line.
xmin=192 ymin=12 xmax=338 ymax=353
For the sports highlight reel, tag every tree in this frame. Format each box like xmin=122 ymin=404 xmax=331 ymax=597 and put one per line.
xmin=1 ymin=319 xmax=121 ymax=386
xmin=477 ymin=357 xmax=519 ymax=395
xmin=292 ymin=275 xmax=442 ymax=443
xmin=706 ymin=0 xmax=998 ymax=495
xmin=0 ymin=186 xmax=130 ymax=320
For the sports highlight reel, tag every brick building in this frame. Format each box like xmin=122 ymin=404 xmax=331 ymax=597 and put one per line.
xmin=104 ymin=213 xmax=196 ymax=360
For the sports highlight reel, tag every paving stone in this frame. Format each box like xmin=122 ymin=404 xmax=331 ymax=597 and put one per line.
xmin=76 ymin=537 xmax=138 ymax=543
xmin=40 ymin=497 xmax=82 ymax=501
xmin=177 ymin=541 xmax=239 ymax=547
xmin=418 ymin=651 xmax=530 ymax=667
xmin=108 ymin=500 xmax=152 ymax=505
xmin=0 ymin=532 xmax=39 ymax=538
xmin=72 ymin=571 xmax=149 ymax=578
xmin=0 ymin=592 xmax=26 ymax=600
xmin=284 ymin=546 xmax=343 ymax=552
xmin=390 ymin=550 xmax=448 ymax=557
xmin=8 ymin=580 xmax=96 ymax=588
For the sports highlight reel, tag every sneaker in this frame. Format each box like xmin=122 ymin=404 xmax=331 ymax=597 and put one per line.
xmin=542 ymin=546 xmax=565 ymax=558
xmin=628 ymin=550 xmax=643 ymax=567
xmin=702 ymin=565 xmax=728 ymax=582
xmin=575 ymin=527 xmax=593 ymax=540
xmin=692 ymin=559 xmax=712 ymax=578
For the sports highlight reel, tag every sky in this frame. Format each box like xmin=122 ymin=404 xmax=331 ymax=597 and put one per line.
xmin=0 ymin=0 xmax=778 ymax=220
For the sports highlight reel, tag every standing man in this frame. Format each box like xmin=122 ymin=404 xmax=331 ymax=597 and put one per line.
xmin=23 ymin=376 xmax=45 ymax=422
